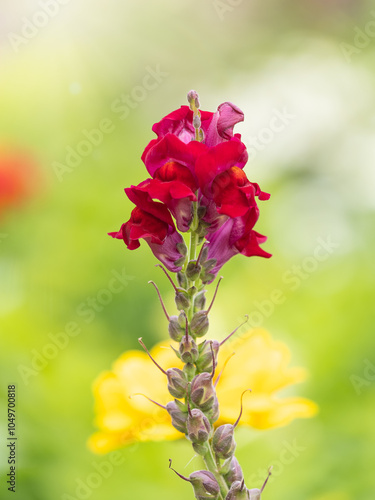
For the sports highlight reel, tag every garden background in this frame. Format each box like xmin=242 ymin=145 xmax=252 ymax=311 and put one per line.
xmin=0 ymin=1 xmax=375 ymax=499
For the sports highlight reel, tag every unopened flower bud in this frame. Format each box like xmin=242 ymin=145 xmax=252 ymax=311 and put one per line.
xmin=192 ymin=442 xmax=209 ymax=456
xmin=193 ymin=114 xmax=201 ymax=129
xmin=222 ymin=456 xmax=243 ymax=487
xmin=187 ymin=407 xmax=211 ymax=445
xmin=191 ymin=372 xmax=217 ymax=411
xmin=177 ymin=271 xmax=188 ymax=289
xmin=175 ymin=290 xmax=190 ymax=310
xmin=168 ymin=315 xmax=185 ymax=342
xmin=196 ymin=340 xmax=219 ymax=373
xmin=226 ymin=480 xmax=248 ymax=500
xmin=169 ymin=460 xmax=220 ymax=500
xmin=179 ymin=335 xmax=199 ymax=364
xmin=190 ymin=471 xmax=220 ymax=500
xmin=186 ymin=260 xmax=201 ymax=281
xmin=194 ymin=290 xmax=207 ymax=312
xmin=203 ymin=258 xmax=216 ymax=272
xmin=213 ymin=424 xmax=236 ymax=460
xmin=166 ymin=400 xmax=188 ymax=434
xmin=177 ymin=240 xmax=188 ymax=257
xmin=187 ymin=90 xmax=200 ymax=110
xmin=190 ymin=311 xmax=209 ymax=337
xmin=167 ymin=368 xmax=188 ymax=399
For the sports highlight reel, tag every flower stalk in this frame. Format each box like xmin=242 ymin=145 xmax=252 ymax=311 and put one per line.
xmin=105 ymin=90 xmax=288 ymax=499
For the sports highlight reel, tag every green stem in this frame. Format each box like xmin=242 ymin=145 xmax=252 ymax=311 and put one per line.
xmin=203 ymin=444 xmax=228 ymax=499
xmin=189 ymin=230 xmax=199 ymax=262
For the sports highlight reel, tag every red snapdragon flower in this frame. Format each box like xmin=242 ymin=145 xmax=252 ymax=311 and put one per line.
xmin=110 ymin=99 xmax=271 ymax=277
xmin=109 ymin=188 xmax=186 ymax=272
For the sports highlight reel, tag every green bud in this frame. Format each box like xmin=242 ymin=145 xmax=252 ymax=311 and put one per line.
xmin=203 ymin=258 xmax=216 ymax=272
xmin=191 ymin=372 xmax=217 ymax=412
xmin=175 ymin=291 xmax=190 ymax=311
xmin=196 ymin=340 xmax=219 ymax=373
xmin=177 ymin=271 xmax=188 ymax=289
xmin=226 ymin=480 xmax=248 ymax=500
xmin=179 ymin=335 xmax=199 ymax=364
xmin=192 ymin=442 xmax=209 ymax=456
xmin=177 ymin=241 xmax=188 ymax=257
xmin=168 ymin=316 xmax=185 ymax=342
xmin=166 ymin=400 xmax=188 ymax=434
xmin=194 ymin=290 xmax=207 ymax=312
xmin=190 ymin=311 xmax=209 ymax=338
xmin=222 ymin=456 xmax=243 ymax=487
xmin=190 ymin=471 xmax=220 ymax=500
xmin=212 ymin=424 xmax=236 ymax=460
xmin=166 ymin=368 xmax=188 ymax=399
xmin=201 ymin=271 xmax=216 ymax=284
xmin=186 ymin=260 xmax=201 ymax=281
xmin=174 ymin=255 xmax=187 ymax=267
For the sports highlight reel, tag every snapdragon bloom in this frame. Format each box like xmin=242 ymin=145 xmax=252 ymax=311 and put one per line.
xmin=110 ymin=100 xmax=270 ymax=281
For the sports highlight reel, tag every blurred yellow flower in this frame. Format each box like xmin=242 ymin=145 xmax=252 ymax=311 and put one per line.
xmin=88 ymin=329 xmax=318 ymax=454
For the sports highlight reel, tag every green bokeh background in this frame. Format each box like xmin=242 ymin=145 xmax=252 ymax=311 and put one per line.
xmin=1 ymin=1 xmax=374 ymax=499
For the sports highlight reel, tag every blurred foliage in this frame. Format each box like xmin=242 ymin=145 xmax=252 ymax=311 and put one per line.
xmin=0 ymin=0 xmax=374 ymax=499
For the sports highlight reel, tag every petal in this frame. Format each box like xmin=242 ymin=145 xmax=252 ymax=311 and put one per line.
xmin=89 ymin=349 xmax=181 ymax=454
xmin=216 ymin=329 xmax=318 ymax=429
xmin=205 ymin=102 xmax=245 ymax=147
xmin=125 ymin=187 xmax=174 ymax=227
xmin=145 ymin=227 xmax=185 ymax=272
xmin=155 ymin=161 xmax=198 ymax=192
xmin=219 ymin=395 xmax=318 ymax=430
xmin=87 ymin=431 xmax=137 ymax=454
xmin=151 ymin=105 xmax=214 ymax=144
xmin=195 ymin=140 xmax=248 ymax=195
xmin=212 ymin=167 xmax=257 ymax=218
xmin=142 ymin=133 xmax=207 ymax=178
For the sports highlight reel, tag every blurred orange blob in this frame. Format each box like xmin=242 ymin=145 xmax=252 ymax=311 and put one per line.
xmin=0 ymin=148 xmax=41 ymax=217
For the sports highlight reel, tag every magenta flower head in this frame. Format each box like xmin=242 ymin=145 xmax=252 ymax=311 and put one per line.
xmin=109 ymin=91 xmax=270 ymax=277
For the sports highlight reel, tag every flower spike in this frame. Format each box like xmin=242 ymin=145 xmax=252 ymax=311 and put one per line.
xmin=138 ymin=338 xmax=167 ymax=375
xmin=220 ymin=315 xmax=249 ymax=346
xmin=206 ymin=276 xmax=223 ymax=314
xmin=234 ymin=389 xmax=251 ymax=428
xmin=148 ymin=281 xmax=170 ymax=320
